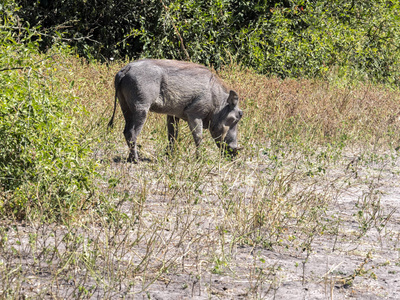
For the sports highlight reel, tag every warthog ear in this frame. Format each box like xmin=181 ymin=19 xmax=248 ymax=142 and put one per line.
xmin=227 ymin=90 xmax=239 ymax=108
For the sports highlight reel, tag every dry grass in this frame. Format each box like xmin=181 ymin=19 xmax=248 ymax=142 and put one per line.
xmin=1 ymin=55 xmax=400 ymax=299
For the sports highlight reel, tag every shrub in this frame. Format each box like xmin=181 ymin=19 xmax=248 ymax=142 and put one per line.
xmin=0 ymin=4 xmax=97 ymax=221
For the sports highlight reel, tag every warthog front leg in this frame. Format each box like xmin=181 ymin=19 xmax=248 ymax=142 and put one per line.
xmin=187 ymin=117 xmax=203 ymax=156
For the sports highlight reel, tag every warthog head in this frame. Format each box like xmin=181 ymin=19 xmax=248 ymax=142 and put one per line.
xmin=210 ymin=90 xmax=243 ymax=157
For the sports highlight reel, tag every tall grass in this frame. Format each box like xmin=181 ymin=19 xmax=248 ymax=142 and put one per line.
xmin=1 ymin=53 xmax=399 ymax=298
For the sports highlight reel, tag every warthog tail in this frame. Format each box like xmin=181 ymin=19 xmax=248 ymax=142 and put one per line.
xmin=108 ymin=64 xmax=133 ymax=130
xmin=108 ymin=89 xmax=118 ymax=129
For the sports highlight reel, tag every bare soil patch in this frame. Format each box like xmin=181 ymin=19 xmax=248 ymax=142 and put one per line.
xmin=2 ymin=143 xmax=399 ymax=299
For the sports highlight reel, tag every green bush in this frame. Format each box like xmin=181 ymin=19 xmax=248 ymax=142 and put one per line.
xmin=241 ymin=0 xmax=400 ymax=83
xmin=0 ymin=4 xmax=97 ymax=221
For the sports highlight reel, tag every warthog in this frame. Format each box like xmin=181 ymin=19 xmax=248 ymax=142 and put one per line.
xmin=108 ymin=59 xmax=243 ymax=163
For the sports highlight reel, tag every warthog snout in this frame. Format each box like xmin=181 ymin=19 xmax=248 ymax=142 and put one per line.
xmin=226 ymin=147 xmax=238 ymax=157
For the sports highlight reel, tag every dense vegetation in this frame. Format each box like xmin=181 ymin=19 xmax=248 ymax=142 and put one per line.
xmin=14 ymin=0 xmax=400 ymax=83
xmin=0 ymin=2 xmax=97 ymax=220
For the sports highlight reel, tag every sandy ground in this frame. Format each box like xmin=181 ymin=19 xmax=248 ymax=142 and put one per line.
xmin=134 ymin=151 xmax=400 ymax=299
xmin=1 ymin=147 xmax=399 ymax=299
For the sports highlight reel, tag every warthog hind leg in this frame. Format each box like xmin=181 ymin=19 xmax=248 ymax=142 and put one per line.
xmin=123 ymin=109 xmax=148 ymax=163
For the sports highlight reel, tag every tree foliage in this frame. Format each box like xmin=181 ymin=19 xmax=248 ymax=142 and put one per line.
xmin=12 ymin=0 xmax=400 ymax=83
xmin=13 ymin=0 xmax=400 ymax=84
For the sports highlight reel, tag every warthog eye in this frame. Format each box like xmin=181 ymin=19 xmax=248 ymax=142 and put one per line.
xmin=226 ymin=115 xmax=236 ymax=126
